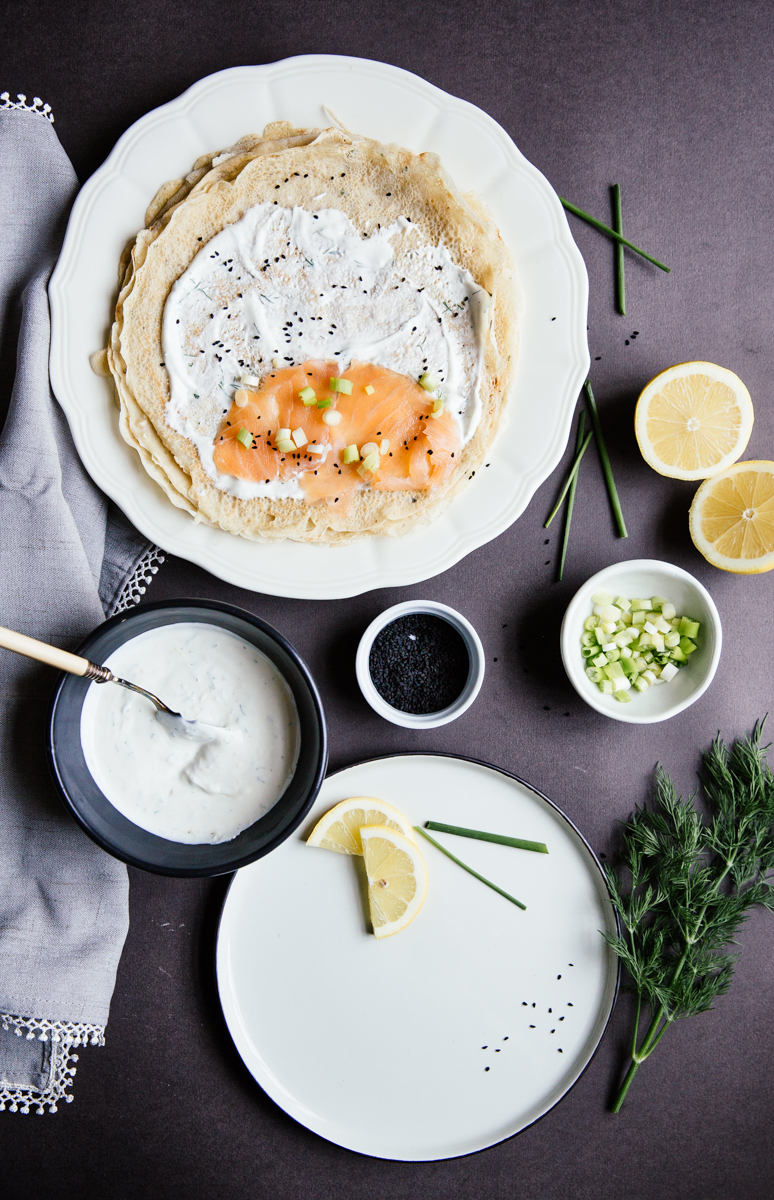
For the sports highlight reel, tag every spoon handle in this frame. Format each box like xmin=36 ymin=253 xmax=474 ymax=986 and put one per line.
xmin=0 ymin=624 xmax=111 ymax=681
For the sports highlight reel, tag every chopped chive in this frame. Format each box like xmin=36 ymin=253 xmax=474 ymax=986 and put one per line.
xmin=611 ymin=184 xmax=625 ymax=315
xmin=414 ymin=827 xmax=526 ymax=910
xmin=545 ymin=428 xmax=593 ymax=528
xmin=584 ymin=380 xmax=628 ymax=538
xmin=425 ymin=821 xmax=548 ymax=854
xmin=560 ymin=198 xmax=670 ymax=272
xmin=316 ymin=397 xmax=333 ymax=410
xmin=558 ymin=411 xmax=586 ymax=581
xmin=236 ymin=427 xmax=253 ymax=449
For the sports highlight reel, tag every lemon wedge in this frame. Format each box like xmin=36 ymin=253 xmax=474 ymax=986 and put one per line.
xmin=689 ymin=460 xmax=774 ymax=573
xmin=360 ymin=826 xmax=428 ymax=938
xmin=306 ymin=796 xmax=415 ymax=855
xmin=634 ymin=362 xmax=753 ymax=480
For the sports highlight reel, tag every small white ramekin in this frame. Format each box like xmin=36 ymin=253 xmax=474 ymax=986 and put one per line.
xmin=560 ymin=559 xmax=722 ymax=724
xmin=355 ymin=600 xmax=485 ymax=729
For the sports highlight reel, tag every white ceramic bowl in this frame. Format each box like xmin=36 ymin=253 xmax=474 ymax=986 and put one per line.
xmin=560 ymin=560 xmax=722 ymax=724
xmin=356 ymin=600 xmax=485 ymax=729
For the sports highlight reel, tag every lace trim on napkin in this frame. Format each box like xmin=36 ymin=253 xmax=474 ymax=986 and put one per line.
xmin=0 ymin=1014 xmax=104 ymax=1113
xmin=0 ymin=93 xmax=54 ymax=123
xmin=111 ymin=543 xmax=166 ymax=616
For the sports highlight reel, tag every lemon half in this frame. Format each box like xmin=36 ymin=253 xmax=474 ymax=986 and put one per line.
xmin=689 ymin=460 xmax=774 ymax=574
xmin=635 ymin=362 xmax=753 ymax=481
xmin=360 ymin=826 xmax=428 ymax=938
xmin=306 ymin=796 xmax=415 ymax=855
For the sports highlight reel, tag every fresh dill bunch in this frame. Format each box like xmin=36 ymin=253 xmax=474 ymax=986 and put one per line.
xmin=605 ymin=719 xmax=774 ymax=1113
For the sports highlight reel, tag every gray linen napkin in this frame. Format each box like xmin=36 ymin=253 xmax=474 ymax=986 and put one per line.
xmin=0 ymin=95 xmax=162 ymax=1114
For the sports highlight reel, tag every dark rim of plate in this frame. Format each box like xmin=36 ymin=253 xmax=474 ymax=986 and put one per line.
xmin=47 ymin=598 xmax=328 ymax=878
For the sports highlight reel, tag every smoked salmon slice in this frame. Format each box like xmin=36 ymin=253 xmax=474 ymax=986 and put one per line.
xmin=213 ymin=360 xmax=462 ymax=504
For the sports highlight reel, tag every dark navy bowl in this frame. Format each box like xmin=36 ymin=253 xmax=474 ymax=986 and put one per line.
xmin=47 ymin=599 xmax=327 ymax=877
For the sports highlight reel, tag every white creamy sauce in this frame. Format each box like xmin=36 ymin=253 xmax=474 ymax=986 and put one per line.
xmin=162 ymin=203 xmax=490 ymax=500
xmin=80 ymin=623 xmax=300 ymax=845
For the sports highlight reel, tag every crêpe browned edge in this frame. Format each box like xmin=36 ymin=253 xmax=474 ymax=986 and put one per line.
xmin=108 ymin=122 xmax=519 ymax=543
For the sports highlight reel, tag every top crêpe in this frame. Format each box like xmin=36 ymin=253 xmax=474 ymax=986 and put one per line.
xmin=109 ymin=123 xmax=518 ymax=542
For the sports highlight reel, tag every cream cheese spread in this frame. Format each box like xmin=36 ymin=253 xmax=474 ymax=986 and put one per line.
xmin=161 ymin=203 xmax=490 ymax=500
xmin=80 ymin=622 xmax=300 ymax=844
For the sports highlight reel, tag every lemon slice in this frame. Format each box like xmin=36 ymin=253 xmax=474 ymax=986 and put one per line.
xmin=360 ymin=826 xmax=428 ymax=938
xmin=306 ymin=796 xmax=415 ymax=855
xmin=634 ymin=362 xmax=753 ymax=480
xmin=689 ymin=460 xmax=774 ymax=573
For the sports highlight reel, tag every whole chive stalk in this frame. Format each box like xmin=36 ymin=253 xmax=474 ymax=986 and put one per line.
xmin=558 ymin=411 xmax=586 ymax=581
xmin=584 ymin=380 xmax=628 ymax=538
xmin=545 ymin=427 xmax=593 ymax=528
xmin=425 ymin=821 xmax=548 ymax=854
xmin=612 ymin=184 xmax=625 ymax=315
xmin=415 ymin=827 xmax=526 ymax=910
xmin=560 ymin=198 xmax=670 ymax=273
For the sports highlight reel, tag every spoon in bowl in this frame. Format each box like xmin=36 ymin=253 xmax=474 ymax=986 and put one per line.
xmin=0 ymin=623 xmax=217 ymax=742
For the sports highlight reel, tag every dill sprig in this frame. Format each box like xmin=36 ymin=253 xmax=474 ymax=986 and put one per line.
xmin=605 ymin=720 xmax=774 ymax=1113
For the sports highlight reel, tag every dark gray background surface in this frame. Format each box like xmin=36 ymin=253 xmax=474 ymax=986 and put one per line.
xmin=2 ymin=1 xmax=773 ymax=1196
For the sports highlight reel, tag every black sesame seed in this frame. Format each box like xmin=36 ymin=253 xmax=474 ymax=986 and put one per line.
xmin=369 ymin=614 xmax=470 ymax=714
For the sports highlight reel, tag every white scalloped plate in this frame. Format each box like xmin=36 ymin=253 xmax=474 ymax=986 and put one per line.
xmin=216 ymin=755 xmax=618 ymax=1160
xmin=49 ymin=57 xmax=589 ymax=599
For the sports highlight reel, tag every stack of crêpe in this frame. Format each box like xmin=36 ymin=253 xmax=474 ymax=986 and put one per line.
xmin=107 ymin=121 xmax=518 ymax=543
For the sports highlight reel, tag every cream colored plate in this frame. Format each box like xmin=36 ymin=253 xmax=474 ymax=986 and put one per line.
xmin=49 ymin=57 xmax=589 ymax=598
xmin=216 ymin=755 xmax=618 ymax=1160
